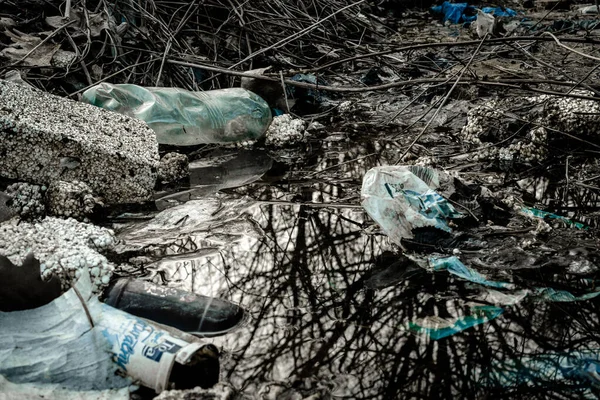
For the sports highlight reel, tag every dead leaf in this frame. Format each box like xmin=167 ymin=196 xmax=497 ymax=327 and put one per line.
xmin=46 ymin=8 xmax=114 ymax=38
xmin=0 ymin=30 xmax=60 ymax=67
xmin=0 ymin=18 xmax=16 ymax=29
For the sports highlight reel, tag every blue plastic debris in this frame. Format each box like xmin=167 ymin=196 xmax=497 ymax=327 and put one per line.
xmin=430 ymin=2 xmax=517 ymax=24
xmin=521 ymin=207 xmax=588 ymax=229
xmin=409 ymin=305 xmax=504 ymax=340
xmin=483 ymin=351 xmax=600 ymax=389
xmin=430 ymin=256 xmax=512 ymax=289
xmin=533 ymin=287 xmax=600 ymax=302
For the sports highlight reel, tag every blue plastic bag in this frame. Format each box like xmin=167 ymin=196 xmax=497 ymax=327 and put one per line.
xmin=431 ymin=1 xmax=517 ymax=24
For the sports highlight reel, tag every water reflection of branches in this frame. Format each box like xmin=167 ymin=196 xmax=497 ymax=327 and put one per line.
xmin=185 ymin=201 xmax=600 ymax=399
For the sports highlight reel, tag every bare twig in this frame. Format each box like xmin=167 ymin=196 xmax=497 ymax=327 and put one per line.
xmin=543 ymin=32 xmax=600 ymax=62
xmin=397 ymin=34 xmax=488 ymax=163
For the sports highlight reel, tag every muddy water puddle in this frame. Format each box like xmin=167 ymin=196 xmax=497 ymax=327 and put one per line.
xmin=121 ymin=137 xmax=599 ymax=399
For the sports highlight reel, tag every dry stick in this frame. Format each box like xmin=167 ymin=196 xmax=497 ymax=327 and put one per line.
xmin=65 ymin=0 xmax=72 ymax=19
xmin=386 ymin=87 xmax=430 ymax=125
xmin=494 ymin=108 xmax=600 ymax=150
xmin=388 ymin=88 xmax=450 ymax=142
xmin=156 ymin=0 xmax=198 ymax=85
xmin=166 ymin=59 xmax=600 ymax=99
xmin=387 ymin=67 xmax=465 ymax=140
xmin=226 ymin=0 xmax=253 ymax=68
xmin=280 ymin=70 xmax=291 ymax=112
xmin=68 ymin=59 xmax=157 ymax=96
xmin=526 ymin=0 xmax=562 ymax=33
xmin=57 ymin=261 xmax=95 ymax=328
xmin=310 ymin=36 xmax=600 ymax=73
xmin=64 ymin=32 xmax=93 ymax=86
xmin=565 ymin=63 xmax=600 ymax=95
xmin=543 ymin=31 xmax=600 ymax=62
xmin=258 ymin=200 xmax=363 ymax=209
xmin=396 ymin=34 xmax=489 ymax=164
xmin=228 ymin=0 xmax=366 ymax=69
xmin=156 ymin=40 xmax=172 ymax=85
xmin=73 ymin=285 xmax=95 ymax=328
xmin=305 ymin=153 xmax=378 ymax=178
xmin=510 ymin=42 xmax=600 ymax=97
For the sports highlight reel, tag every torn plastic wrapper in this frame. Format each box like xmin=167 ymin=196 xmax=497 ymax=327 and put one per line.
xmin=361 ymin=166 xmax=461 ymax=246
xmin=0 ymin=268 xmax=220 ymax=394
xmin=411 ymin=256 xmax=600 ymax=340
xmin=0 ymin=268 xmax=131 ymax=391
xmin=117 ymin=195 xmax=259 ymax=252
xmin=430 ymin=256 xmax=600 ymax=303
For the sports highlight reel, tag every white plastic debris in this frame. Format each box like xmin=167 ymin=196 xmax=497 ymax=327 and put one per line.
xmin=461 ymin=93 xmax=599 ymax=165
xmin=0 ymin=269 xmax=131 ymax=391
xmin=474 ymin=9 xmax=495 ymax=38
xmin=361 ymin=166 xmax=461 ymax=246
xmin=0 ymin=267 xmax=216 ymax=394
xmin=0 ymin=376 xmax=130 ymax=400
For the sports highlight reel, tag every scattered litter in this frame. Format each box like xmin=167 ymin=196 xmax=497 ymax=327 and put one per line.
xmin=521 ymin=207 xmax=587 ymax=230
xmin=361 ymin=166 xmax=461 ymax=245
xmin=0 ymin=269 xmax=220 ymax=393
xmin=117 ymin=195 xmax=258 ymax=251
xmin=430 ymin=2 xmax=517 ymax=24
xmin=430 ymin=256 xmax=512 ymax=289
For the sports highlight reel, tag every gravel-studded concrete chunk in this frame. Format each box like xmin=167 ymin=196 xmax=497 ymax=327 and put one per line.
xmin=0 ymin=80 xmax=159 ymax=204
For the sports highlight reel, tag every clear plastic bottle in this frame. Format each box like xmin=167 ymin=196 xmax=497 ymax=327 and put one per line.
xmin=82 ymin=83 xmax=272 ymax=146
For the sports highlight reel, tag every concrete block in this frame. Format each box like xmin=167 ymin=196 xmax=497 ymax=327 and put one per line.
xmin=0 ymin=80 xmax=159 ymax=204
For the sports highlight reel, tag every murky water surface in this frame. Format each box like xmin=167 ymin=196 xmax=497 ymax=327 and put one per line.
xmin=122 ymin=138 xmax=599 ymax=399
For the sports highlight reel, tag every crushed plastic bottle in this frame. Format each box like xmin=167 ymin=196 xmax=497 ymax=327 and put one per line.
xmin=81 ymin=83 xmax=272 ymax=146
